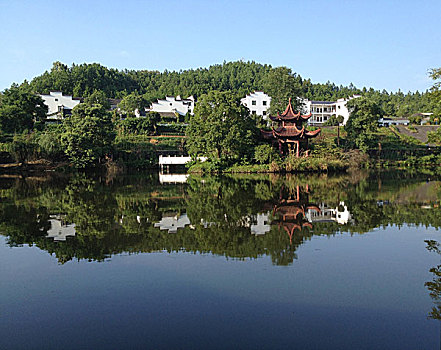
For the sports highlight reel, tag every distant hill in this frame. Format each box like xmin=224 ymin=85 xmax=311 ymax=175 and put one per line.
xmin=17 ymin=60 xmax=434 ymax=118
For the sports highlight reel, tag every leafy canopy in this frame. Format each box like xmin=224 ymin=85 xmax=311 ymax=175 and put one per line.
xmin=263 ymin=67 xmax=304 ymax=114
xmin=61 ymin=104 xmax=115 ymax=168
xmin=0 ymin=84 xmax=47 ymax=133
xmin=345 ymin=97 xmax=383 ymax=152
xmin=117 ymin=92 xmax=148 ymax=117
xmin=186 ymin=90 xmax=258 ymax=162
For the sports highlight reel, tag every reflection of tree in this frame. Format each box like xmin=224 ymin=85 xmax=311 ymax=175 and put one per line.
xmin=0 ymin=172 xmax=440 ymax=266
xmin=425 ymin=240 xmax=441 ymax=320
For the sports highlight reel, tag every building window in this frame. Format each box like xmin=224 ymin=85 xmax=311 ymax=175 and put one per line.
xmin=252 ymin=110 xmax=257 ymax=114
xmin=252 ymin=100 xmax=256 ymax=106
xmin=262 ymin=101 xmax=267 ymax=106
xmin=55 ymin=99 xmax=58 ymax=102
xmin=170 ymin=103 xmax=172 ymax=106
xmin=262 ymin=111 xmax=266 ymax=115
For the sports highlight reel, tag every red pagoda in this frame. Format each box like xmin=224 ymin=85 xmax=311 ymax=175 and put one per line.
xmin=262 ymin=98 xmax=321 ymax=157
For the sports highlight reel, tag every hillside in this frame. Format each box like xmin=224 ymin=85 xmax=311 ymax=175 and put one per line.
xmin=16 ymin=61 xmax=433 ymax=118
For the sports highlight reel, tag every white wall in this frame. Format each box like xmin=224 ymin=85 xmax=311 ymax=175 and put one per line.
xmin=150 ymin=95 xmax=195 ymax=115
xmin=335 ymin=95 xmax=361 ymax=125
xmin=304 ymin=95 xmax=361 ymax=126
xmin=40 ymin=91 xmax=81 ymax=119
xmin=241 ymin=91 xmax=271 ymax=118
xmin=378 ymin=118 xmax=409 ymax=126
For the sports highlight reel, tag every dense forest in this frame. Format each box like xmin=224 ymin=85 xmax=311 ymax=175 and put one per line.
xmin=19 ymin=60 xmax=434 ymax=118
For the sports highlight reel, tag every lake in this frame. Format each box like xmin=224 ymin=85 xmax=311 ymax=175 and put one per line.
xmin=0 ymin=171 xmax=440 ymax=349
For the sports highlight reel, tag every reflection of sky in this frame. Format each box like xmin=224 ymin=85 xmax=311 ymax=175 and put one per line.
xmin=1 ymin=224 xmax=440 ymax=349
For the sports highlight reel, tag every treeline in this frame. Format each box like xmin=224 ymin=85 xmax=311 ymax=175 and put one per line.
xmin=21 ymin=60 xmax=433 ymax=117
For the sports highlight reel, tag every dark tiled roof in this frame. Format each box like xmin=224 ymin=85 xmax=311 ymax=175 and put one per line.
xmin=108 ymin=98 xmax=122 ymax=105
xmin=157 ymin=112 xmax=179 ymax=118
xmin=311 ymin=101 xmax=335 ymax=104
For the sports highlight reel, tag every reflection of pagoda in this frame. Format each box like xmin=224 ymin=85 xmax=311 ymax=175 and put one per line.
xmin=272 ymin=185 xmax=320 ymax=243
xmin=262 ymin=99 xmax=321 ymax=157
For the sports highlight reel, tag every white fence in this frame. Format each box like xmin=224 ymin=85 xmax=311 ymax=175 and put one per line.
xmin=158 ymin=155 xmax=207 ymax=166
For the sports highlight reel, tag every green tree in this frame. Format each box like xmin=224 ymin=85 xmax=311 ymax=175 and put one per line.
xmin=254 ymin=144 xmax=279 ymax=164
xmin=345 ymin=97 xmax=383 ymax=152
xmin=263 ymin=67 xmax=303 ymax=115
xmin=0 ymin=85 xmax=47 ymax=133
xmin=84 ymin=90 xmax=110 ymax=109
xmin=116 ymin=112 xmax=160 ymax=135
xmin=429 ymin=68 xmax=441 ymax=119
xmin=186 ymin=90 xmax=257 ymax=163
xmin=61 ymin=104 xmax=115 ymax=168
xmin=117 ymin=92 xmax=147 ymax=117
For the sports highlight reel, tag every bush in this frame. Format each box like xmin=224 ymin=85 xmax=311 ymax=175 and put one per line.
xmin=37 ymin=131 xmax=65 ymax=160
xmin=114 ymin=136 xmax=156 ymax=169
xmin=4 ymin=133 xmax=37 ymax=163
xmin=254 ymin=144 xmax=279 ymax=164
xmin=157 ymin=122 xmax=187 ymax=135
xmin=116 ymin=115 xmax=158 ymax=135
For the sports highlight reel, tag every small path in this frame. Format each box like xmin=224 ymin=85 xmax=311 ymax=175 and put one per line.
xmin=395 ymin=125 xmax=439 ymax=144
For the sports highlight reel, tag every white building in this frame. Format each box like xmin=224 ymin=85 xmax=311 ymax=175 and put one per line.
xmin=241 ymin=91 xmax=271 ymax=118
xmin=378 ymin=117 xmax=410 ymax=127
xmin=304 ymin=95 xmax=361 ymax=126
xmin=40 ymin=91 xmax=82 ymax=119
xmin=149 ymin=95 xmax=195 ymax=116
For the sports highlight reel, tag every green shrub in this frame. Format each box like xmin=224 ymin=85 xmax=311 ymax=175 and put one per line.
xmin=4 ymin=133 xmax=38 ymax=163
xmin=116 ymin=116 xmax=157 ymax=135
xmin=37 ymin=132 xmax=65 ymax=160
xmin=114 ymin=137 xmax=156 ymax=169
xmin=254 ymin=144 xmax=279 ymax=164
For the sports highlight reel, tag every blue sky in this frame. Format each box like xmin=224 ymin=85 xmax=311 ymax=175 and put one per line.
xmin=0 ymin=0 xmax=440 ymax=93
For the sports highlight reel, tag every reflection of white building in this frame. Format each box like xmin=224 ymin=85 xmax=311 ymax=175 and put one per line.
xmin=40 ymin=91 xmax=82 ymax=119
xmin=46 ymin=215 xmax=76 ymax=241
xmin=304 ymin=95 xmax=361 ymax=126
xmin=154 ymin=213 xmax=191 ymax=233
xmin=241 ymin=91 xmax=271 ymax=118
xmin=159 ymin=173 xmax=189 ymax=184
xmin=306 ymin=202 xmax=351 ymax=225
xmin=250 ymin=212 xmax=271 ymax=236
xmin=149 ymin=96 xmax=195 ymax=116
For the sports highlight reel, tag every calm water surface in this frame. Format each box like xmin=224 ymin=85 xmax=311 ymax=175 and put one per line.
xmin=1 ymin=171 xmax=440 ymax=349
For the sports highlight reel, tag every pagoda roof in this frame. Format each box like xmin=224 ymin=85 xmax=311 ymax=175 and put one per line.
xmin=270 ymin=98 xmax=312 ymax=122
xmin=260 ymin=129 xmax=274 ymax=140
xmin=272 ymin=125 xmax=321 ymax=139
